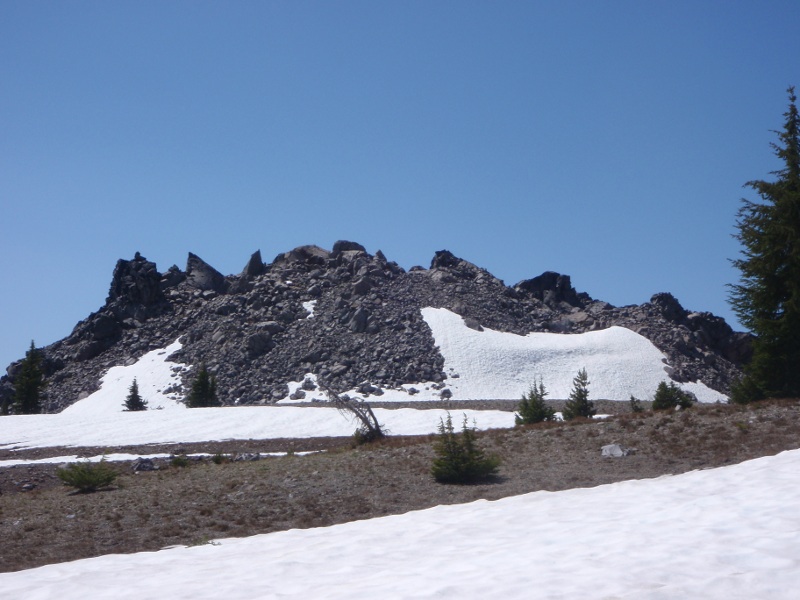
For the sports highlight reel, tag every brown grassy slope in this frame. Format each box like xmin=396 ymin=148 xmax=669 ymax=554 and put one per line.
xmin=1 ymin=399 xmax=799 ymax=573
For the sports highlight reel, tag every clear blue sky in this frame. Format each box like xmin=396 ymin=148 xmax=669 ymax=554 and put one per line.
xmin=2 ymin=1 xmax=799 ymax=370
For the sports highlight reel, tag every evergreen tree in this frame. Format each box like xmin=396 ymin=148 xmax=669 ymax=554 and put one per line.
xmin=186 ymin=365 xmax=218 ymax=407
xmin=515 ymin=379 xmax=556 ymax=425
xmin=730 ymin=87 xmax=800 ymax=402
xmin=652 ymin=381 xmax=694 ymax=410
xmin=562 ymin=368 xmax=595 ymax=420
xmin=14 ymin=341 xmax=45 ymax=414
xmin=123 ymin=378 xmax=148 ymax=411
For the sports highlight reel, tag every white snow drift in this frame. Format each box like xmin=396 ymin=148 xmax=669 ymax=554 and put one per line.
xmin=421 ymin=307 xmax=726 ymax=402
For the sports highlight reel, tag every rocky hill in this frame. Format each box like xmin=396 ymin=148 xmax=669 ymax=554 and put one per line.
xmin=0 ymin=241 xmax=751 ymax=412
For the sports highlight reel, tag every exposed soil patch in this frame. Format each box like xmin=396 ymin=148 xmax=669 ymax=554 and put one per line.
xmin=1 ymin=399 xmax=799 ymax=573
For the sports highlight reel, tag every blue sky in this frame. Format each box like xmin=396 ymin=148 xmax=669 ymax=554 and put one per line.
xmin=1 ymin=1 xmax=799 ymax=370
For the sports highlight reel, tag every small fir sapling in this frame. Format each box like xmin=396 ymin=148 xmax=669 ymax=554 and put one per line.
xmin=431 ymin=413 xmax=500 ymax=484
xmin=652 ymin=381 xmax=695 ymax=410
xmin=515 ymin=379 xmax=556 ymax=425
xmin=562 ymin=368 xmax=595 ymax=420
xmin=123 ymin=378 xmax=148 ymax=411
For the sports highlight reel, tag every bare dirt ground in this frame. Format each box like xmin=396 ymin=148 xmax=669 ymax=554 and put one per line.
xmin=1 ymin=399 xmax=799 ymax=573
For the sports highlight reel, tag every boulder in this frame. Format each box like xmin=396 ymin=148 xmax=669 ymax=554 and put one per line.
xmin=246 ymin=332 xmax=274 ymax=357
xmin=272 ymin=245 xmax=330 ymax=268
xmin=331 ymin=240 xmax=367 ymax=258
xmin=352 ymin=277 xmax=372 ymax=295
xmin=601 ymin=444 xmax=635 ymax=457
xmin=132 ymin=457 xmax=158 ymax=471
xmin=463 ymin=317 xmax=484 ymax=332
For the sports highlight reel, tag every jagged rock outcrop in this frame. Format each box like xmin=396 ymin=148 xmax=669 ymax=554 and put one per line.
xmin=241 ymin=250 xmax=266 ymax=280
xmin=515 ymin=272 xmax=586 ymax=308
xmin=186 ymin=253 xmax=227 ymax=293
xmin=108 ymin=252 xmax=165 ymax=309
xmin=0 ymin=242 xmax=752 ymax=412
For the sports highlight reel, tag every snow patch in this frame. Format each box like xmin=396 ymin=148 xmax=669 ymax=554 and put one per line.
xmin=421 ymin=307 xmax=727 ymax=402
xmin=302 ymin=300 xmax=317 ymax=317
xmin=62 ymin=339 xmax=187 ymax=416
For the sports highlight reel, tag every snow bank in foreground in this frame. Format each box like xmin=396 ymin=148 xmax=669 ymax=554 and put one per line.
xmin=0 ymin=451 xmax=318 ymax=468
xmin=3 ymin=449 xmax=798 ymax=599
xmin=422 ymin=307 xmax=727 ymax=402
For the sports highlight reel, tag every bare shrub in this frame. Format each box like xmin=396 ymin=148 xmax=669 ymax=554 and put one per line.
xmin=320 ymin=383 xmax=386 ymax=444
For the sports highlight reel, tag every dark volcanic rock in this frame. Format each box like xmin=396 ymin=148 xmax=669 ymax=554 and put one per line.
xmin=650 ymin=292 xmax=688 ymax=323
xmin=108 ymin=252 xmax=164 ymax=308
xmin=331 ymin=240 xmax=367 ymax=258
xmin=0 ymin=242 xmax=751 ymax=413
xmin=515 ymin=271 xmax=585 ymax=308
xmin=241 ymin=250 xmax=266 ymax=279
xmin=186 ymin=253 xmax=227 ymax=293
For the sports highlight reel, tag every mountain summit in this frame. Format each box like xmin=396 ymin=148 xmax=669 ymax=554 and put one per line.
xmin=1 ymin=242 xmax=750 ymax=412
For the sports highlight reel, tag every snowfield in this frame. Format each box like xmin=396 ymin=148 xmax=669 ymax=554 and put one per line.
xmin=421 ymin=307 xmax=727 ymax=402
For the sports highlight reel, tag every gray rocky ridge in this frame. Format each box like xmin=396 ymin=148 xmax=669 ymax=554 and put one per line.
xmin=0 ymin=242 xmax=751 ymax=412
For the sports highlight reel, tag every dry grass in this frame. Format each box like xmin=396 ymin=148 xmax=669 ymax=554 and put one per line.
xmin=1 ymin=399 xmax=799 ymax=573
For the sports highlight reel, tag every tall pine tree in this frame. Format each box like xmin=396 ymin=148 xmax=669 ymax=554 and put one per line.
xmin=14 ymin=341 xmax=45 ymax=414
xmin=186 ymin=365 xmax=218 ymax=407
xmin=730 ymin=87 xmax=800 ymax=402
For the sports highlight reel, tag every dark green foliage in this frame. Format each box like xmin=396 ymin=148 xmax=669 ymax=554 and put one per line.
xmin=431 ymin=413 xmax=500 ymax=484
xmin=629 ymin=395 xmax=645 ymax=413
xmin=730 ymin=375 xmax=764 ymax=405
xmin=171 ymin=454 xmax=190 ymax=468
xmin=652 ymin=381 xmax=694 ymax=410
xmin=14 ymin=341 xmax=45 ymax=414
xmin=211 ymin=453 xmax=229 ymax=464
xmin=729 ymin=87 xmax=800 ymax=402
xmin=57 ymin=460 xmax=118 ymax=493
xmin=352 ymin=426 xmax=385 ymax=446
xmin=515 ymin=379 xmax=556 ymax=425
xmin=562 ymin=368 xmax=595 ymax=420
xmin=186 ymin=365 xmax=218 ymax=407
xmin=123 ymin=378 xmax=148 ymax=411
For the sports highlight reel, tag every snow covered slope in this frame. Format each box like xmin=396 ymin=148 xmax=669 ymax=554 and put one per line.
xmin=422 ymin=307 xmax=727 ymax=402
xmin=61 ymin=339 xmax=187 ymax=416
xmin=0 ymin=339 xmax=512 ymax=450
